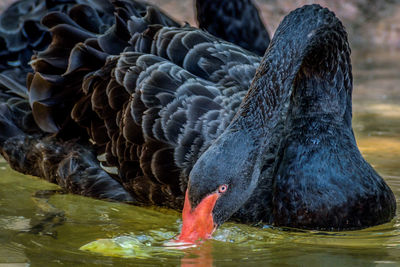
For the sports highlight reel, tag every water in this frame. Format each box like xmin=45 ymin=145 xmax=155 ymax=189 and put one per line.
xmin=0 ymin=47 xmax=400 ymax=265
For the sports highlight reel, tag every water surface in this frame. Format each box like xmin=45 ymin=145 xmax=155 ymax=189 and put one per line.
xmin=0 ymin=49 xmax=400 ymax=266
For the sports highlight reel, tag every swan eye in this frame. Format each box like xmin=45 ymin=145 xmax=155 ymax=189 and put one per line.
xmin=218 ymin=184 xmax=228 ymax=193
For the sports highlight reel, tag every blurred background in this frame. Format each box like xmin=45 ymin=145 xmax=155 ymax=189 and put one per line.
xmin=1 ymin=0 xmax=400 ymax=48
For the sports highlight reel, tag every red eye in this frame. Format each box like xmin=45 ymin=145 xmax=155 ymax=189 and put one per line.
xmin=218 ymin=184 xmax=228 ymax=193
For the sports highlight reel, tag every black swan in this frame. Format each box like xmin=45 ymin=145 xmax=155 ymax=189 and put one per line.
xmin=0 ymin=0 xmax=395 ymax=245
xmin=195 ymin=0 xmax=270 ymax=56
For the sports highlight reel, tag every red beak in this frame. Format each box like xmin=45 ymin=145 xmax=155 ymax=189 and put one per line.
xmin=175 ymin=189 xmax=220 ymax=244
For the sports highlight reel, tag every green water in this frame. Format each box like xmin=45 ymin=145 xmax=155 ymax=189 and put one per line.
xmin=0 ymin=50 xmax=400 ymax=266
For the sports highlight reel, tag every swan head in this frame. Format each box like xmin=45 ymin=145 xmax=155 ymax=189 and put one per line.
xmin=177 ymin=129 xmax=262 ymax=244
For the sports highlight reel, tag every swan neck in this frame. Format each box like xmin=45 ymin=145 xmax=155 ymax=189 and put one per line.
xmin=230 ymin=5 xmax=353 ymax=137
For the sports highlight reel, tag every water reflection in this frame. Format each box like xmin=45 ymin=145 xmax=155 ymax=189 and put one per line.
xmin=180 ymin=242 xmax=213 ymax=267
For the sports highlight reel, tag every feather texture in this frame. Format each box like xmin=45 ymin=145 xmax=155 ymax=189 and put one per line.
xmin=0 ymin=1 xmax=394 ymax=231
xmin=1 ymin=0 xmax=260 ymax=208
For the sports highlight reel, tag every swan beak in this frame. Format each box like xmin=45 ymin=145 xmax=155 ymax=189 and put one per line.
xmin=175 ymin=189 xmax=219 ymax=244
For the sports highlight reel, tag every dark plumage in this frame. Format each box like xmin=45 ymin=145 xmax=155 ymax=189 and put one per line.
xmin=195 ymin=0 xmax=270 ymax=56
xmin=0 ymin=0 xmax=269 ymax=76
xmin=0 ymin=0 xmax=116 ymax=74
xmin=0 ymin=0 xmax=395 ymax=243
